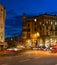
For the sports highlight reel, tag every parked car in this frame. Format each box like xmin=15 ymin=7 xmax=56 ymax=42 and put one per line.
xmin=17 ymin=45 xmax=25 ymax=50
xmin=3 ymin=48 xmax=21 ymax=54
xmin=51 ymin=45 xmax=57 ymax=53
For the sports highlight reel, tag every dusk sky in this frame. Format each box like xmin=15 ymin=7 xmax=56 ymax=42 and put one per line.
xmin=0 ymin=0 xmax=57 ymax=38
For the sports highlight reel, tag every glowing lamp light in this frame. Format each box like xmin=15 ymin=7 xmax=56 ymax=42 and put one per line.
xmin=34 ymin=18 xmax=37 ymax=22
xmin=37 ymin=32 xmax=40 ymax=37
xmin=34 ymin=32 xmax=40 ymax=38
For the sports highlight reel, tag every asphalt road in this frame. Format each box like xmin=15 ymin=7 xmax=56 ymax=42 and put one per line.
xmin=0 ymin=50 xmax=57 ymax=65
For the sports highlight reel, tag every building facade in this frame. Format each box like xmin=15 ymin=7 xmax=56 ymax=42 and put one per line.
xmin=22 ymin=14 xmax=57 ymax=47
xmin=0 ymin=4 xmax=7 ymax=50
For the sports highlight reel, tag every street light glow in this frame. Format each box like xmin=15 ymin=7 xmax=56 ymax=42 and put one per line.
xmin=34 ymin=18 xmax=37 ymax=22
xmin=37 ymin=32 xmax=40 ymax=37
xmin=34 ymin=32 xmax=40 ymax=38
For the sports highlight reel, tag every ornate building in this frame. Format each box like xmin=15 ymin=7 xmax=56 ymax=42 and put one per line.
xmin=0 ymin=4 xmax=7 ymax=50
xmin=22 ymin=14 xmax=57 ymax=47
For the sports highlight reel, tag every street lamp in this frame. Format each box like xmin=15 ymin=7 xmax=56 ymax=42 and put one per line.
xmin=31 ymin=32 xmax=40 ymax=43
xmin=34 ymin=32 xmax=40 ymax=38
xmin=34 ymin=18 xmax=37 ymax=22
xmin=37 ymin=32 xmax=40 ymax=37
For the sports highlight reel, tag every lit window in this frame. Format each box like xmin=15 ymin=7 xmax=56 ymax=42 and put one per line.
xmin=47 ymin=21 xmax=48 ymax=23
xmin=51 ymin=21 xmax=52 ymax=25
xmin=46 ymin=21 xmax=48 ymax=24
xmin=55 ymin=22 xmax=57 ymax=25
xmin=40 ymin=22 xmax=41 ymax=25
xmin=43 ymin=24 xmax=44 ymax=26
xmin=34 ymin=18 xmax=37 ymax=22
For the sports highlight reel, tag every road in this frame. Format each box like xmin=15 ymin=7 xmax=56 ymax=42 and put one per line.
xmin=0 ymin=50 xmax=57 ymax=65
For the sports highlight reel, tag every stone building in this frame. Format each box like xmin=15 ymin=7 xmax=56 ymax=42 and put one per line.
xmin=0 ymin=4 xmax=7 ymax=50
xmin=22 ymin=14 xmax=57 ymax=47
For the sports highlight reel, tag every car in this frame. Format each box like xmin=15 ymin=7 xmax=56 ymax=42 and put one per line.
xmin=17 ymin=45 xmax=25 ymax=50
xmin=33 ymin=48 xmax=38 ymax=50
xmin=7 ymin=48 xmax=21 ymax=52
xmin=3 ymin=49 xmax=15 ymax=54
xmin=3 ymin=48 xmax=21 ymax=54
xmin=51 ymin=45 xmax=57 ymax=53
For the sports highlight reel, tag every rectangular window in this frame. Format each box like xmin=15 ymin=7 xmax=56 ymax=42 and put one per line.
xmin=27 ymin=33 xmax=30 ymax=38
xmin=50 ymin=32 xmax=53 ymax=35
xmin=46 ymin=32 xmax=48 ymax=35
xmin=50 ymin=27 xmax=53 ymax=31
xmin=34 ymin=22 xmax=36 ymax=25
xmin=46 ymin=26 xmax=48 ymax=30
xmin=28 ymin=24 xmax=30 ymax=27
xmin=55 ymin=32 xmax=57 ymax=35
xmin=55 ymin=22 xmax=57 ymax=25
xmin=50 ymin=21 xmax=53 ymax=25
xmin=40 ymin=26 xmax=41 ymax=30
xmin=34 ymin=27 xmax=36 ymax=31
xmin=45 ymin=21 xmax=48 ymax=25
xmin=55 ymin=26 xmax=57 ymax=31
xmin=27 ymin=29 xmax=30 ymax=32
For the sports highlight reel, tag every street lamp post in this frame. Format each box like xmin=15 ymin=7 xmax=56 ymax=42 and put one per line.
xmin=34 ymin=32 xmax=40 ymax=47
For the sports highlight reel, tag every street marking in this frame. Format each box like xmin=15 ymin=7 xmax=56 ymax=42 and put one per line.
xmin=19 ymin=59 xmax=30 ymax=62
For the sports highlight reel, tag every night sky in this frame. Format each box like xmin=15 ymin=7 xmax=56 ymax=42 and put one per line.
xmin=0 ymin=0 xmax=57 ymax=38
